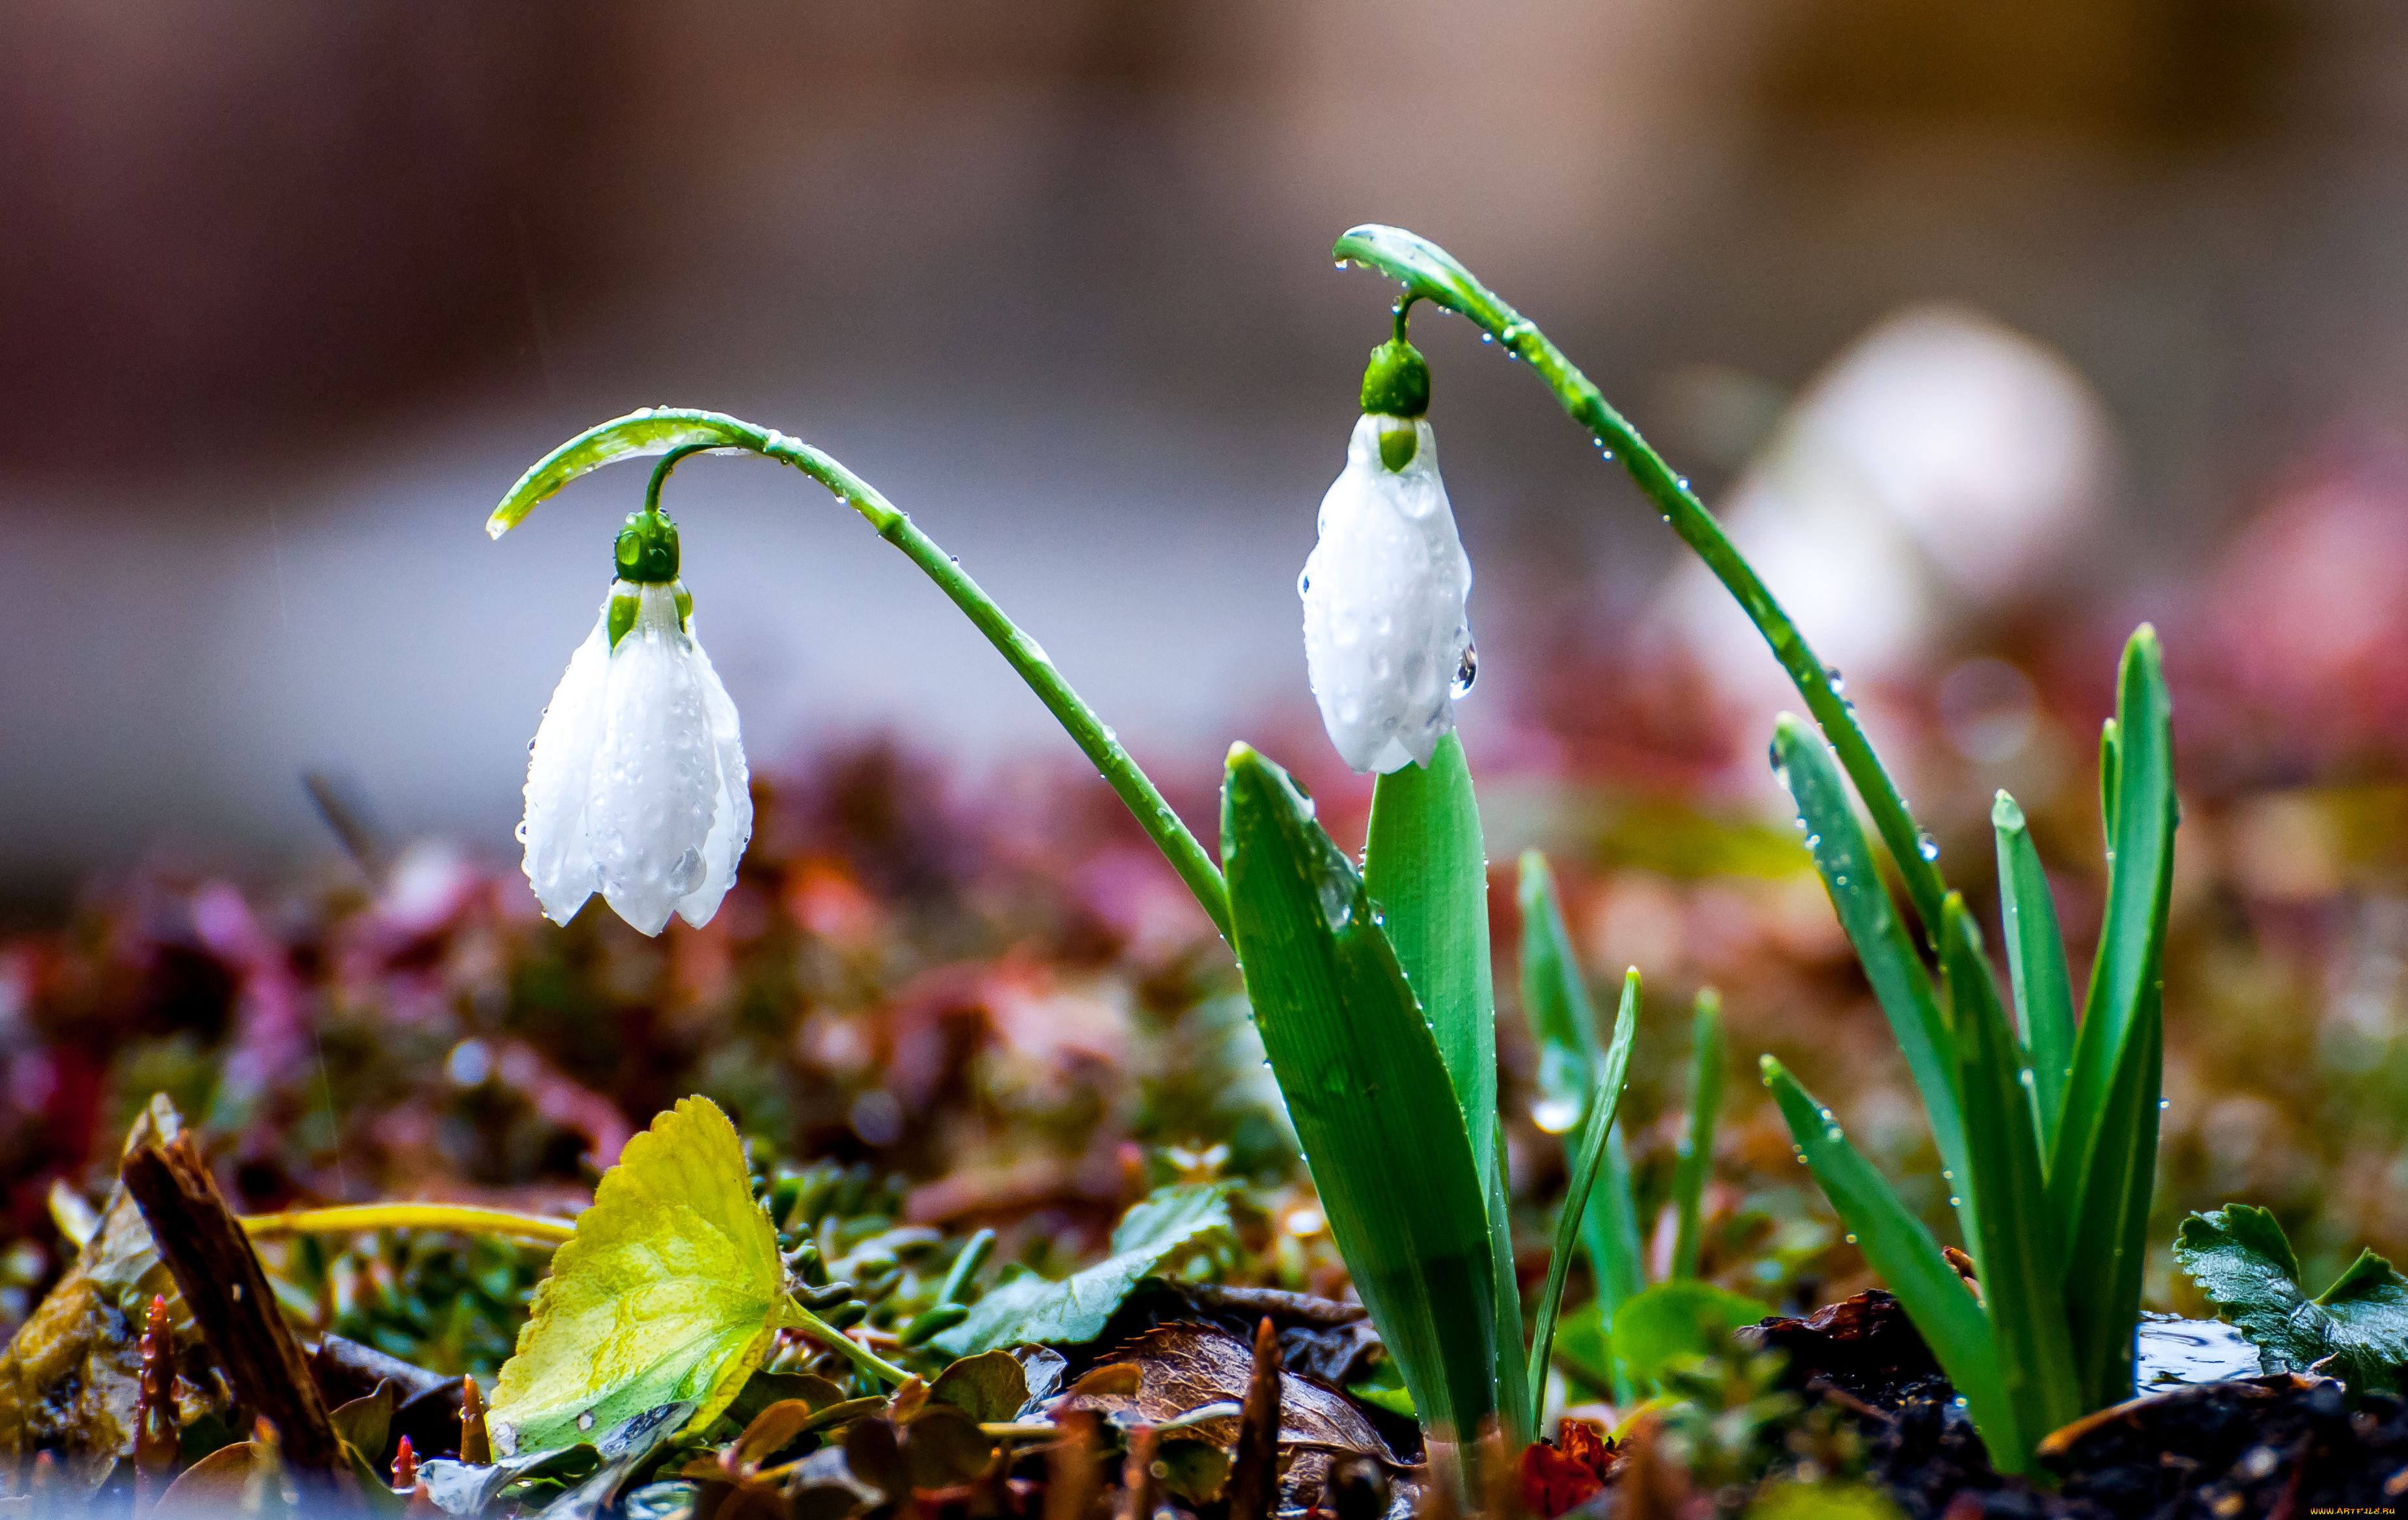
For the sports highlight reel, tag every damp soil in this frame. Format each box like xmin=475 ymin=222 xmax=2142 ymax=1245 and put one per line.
xmin=1746 ymin=1292 xmax=2408 ymax=1517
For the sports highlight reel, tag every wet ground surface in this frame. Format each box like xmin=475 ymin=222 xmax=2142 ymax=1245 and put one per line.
xmin=1751 ymin=1292 xmax=2408 ymax=1517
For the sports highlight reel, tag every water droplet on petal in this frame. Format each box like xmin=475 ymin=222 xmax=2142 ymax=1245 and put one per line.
xmin=1451 ymin=643 xmax=1479 ymax=698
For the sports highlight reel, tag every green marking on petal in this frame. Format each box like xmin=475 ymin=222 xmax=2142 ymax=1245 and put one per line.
xmin=608 ymin=594 xmax=639 ymax=650
xmin=1377 ymin=418 xmax=1420 ymax=472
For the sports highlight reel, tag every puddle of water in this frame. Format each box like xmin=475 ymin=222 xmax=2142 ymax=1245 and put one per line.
xmin=2136 ymin=1311 xmax=2263 ymax=1387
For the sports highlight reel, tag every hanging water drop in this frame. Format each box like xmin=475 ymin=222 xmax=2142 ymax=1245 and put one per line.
xmin=1918 ymin=833 xmax=1941 ymax=862
xmin=1451 ymin=643 xmax=1479 ymax=698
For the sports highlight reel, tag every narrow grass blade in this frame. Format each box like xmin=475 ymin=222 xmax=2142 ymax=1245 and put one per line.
xmin=1486 ymin=1118 xmax=1532 ymax=1446
xmin=2098 ymin=717 xmax=2121 ymax=851
xmin=1528 ymin=972 xmax=1641 ymax=1402
xmin=1992 ymin=793 xmax=2076 ymax=1152
xmin=1941 ymin=896 xmax=2081 ymax=1454
xmin=1769 ymin=717 xmax=1970 ymax=1236
xmin=1516 ymin=854 xmax=1645 ymax=1348
xmin=1760 ymin=1058 xmax=2017 ymax=1470
xmin=2049 ymin=628 xmax=2176 ymax=1387
xmin=1366 ymin=734 xmax=1498 ymax=1206
xmin=2064 ymin=1000 xmax=2163 ymax=1409
xmin=1670 ymin=990 xmax=1724 ymax=1280
xmin=1221 ymin=745 xmax=1500 ymax=1443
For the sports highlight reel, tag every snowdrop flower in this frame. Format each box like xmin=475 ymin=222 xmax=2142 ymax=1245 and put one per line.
xmin=1299 ymin=331 xmax=1476 ymax=773
xmin=520 ymin=506 xmax=751 ymax=933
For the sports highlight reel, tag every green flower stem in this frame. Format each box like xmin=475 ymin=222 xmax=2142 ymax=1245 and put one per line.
xmin=488 ymin=409 xmax=1232 ymax=944
xmin=781 ymin=1298 xmax=914 ymax=1387
xmin=1331 ymin=225 xmax=1950 ymax=941
xmin=239 ymin=1203 xmax=576 ymax=1245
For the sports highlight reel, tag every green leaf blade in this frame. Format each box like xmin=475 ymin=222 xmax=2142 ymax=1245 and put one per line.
xmin=1526 ymin=971 xmax=1641 ymax=1402
xmin=1365 ymin=733 xmax=1498 ymax=1208
xmin=1942 ymin=898 xmax=2081 ymax=1450
xmin=1992 ymin=792 xmax=2076 ymax=1150
xmin=2051 ymin=628 xmax=2177 ymax=1405
xmin=1516 ymin=852 xmax=1645 ymax=1398
xmin=1222 ymin=744 xmax=1501 ymax=1444
xmin=1760 ymin=1058 xmax=2017 ymax=1470
xmin=1365 ymin=735 xmax=1519 ymax=1432
xmin=1769 ymin=716 xmax=1970 ymax=1238
xmin=2051 ymin=628 xmax=2175 ymax=1214
xmin=488 ymin=1097 xmax=785 ymax=1454
xmin=1670 ymin=989 xmax=1725 ymax=1281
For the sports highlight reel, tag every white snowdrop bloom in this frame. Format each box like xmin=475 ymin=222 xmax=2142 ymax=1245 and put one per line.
xmin=1299 ymin=336 xmax=1475 ymax=774
xmin=520 ymin=510 xmax=751 ymax=933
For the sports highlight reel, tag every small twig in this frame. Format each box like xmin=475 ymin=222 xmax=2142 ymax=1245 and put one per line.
xmin=121 ymin=1135 xmax=348 ymax=1476
xmin=1225 ymin=1318 xmax=1283 ymax=1520
xmin=1118 ymin=1425 xmax=1161 ymax=1520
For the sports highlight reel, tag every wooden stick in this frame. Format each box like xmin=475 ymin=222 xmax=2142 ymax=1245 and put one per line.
xmin=121 ymin=1135 xmax=347 ymax=1474
xmin=1225 ymin=1317 xmax=1284 ymax=1520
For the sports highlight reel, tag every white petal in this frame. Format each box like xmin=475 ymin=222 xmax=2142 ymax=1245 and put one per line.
xmin=520 ymin=604 xmax=611 ymax=924
xmin=673 ymin=620 xmax=752 ymax=928
xmin=1300 ymin=415 xmax=1474 ymax=773
xmin=587 ymin=584 xmax=719 ymax=935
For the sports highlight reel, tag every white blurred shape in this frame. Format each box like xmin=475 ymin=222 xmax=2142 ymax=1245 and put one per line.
xmin=1663 ymin=305 xmax=2114 ymax=708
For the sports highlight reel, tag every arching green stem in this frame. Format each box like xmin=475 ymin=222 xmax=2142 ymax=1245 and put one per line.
xmin=1332 ymin=225 xmax=1950 ymax=941
xmin=489 ymin=409 xmax=1232 ymax=944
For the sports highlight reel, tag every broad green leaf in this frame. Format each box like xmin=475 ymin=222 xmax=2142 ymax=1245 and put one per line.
xmin=1769 ymin=717 xmax=1970 ymax=1242
xmin=1517 ymin=852 xmax=1645 ymax=1399
xmin=932 ymin=1183 xmax=1233 ymax=1356
xmin=1760 ymin=1058 xmax=2016 ymax=1470
xmin=1367 ymin=734 xmax=1518 ymax=1437
xmin=2051 ymin=627 xmax=2176 ymax=1405
xmin=1607 ymin=1281 xmax=1769 ymax=1389
xmin=1670 ymin=989 xmax=1725 ymax=1281
xmin=926 ymin=1351 xmax=1030 ymax=1424
xmin=1527 ymin=971 xmax=1640 ymax=1402
xmin=1992 ymin=792 xmax=2075 ymax=1150
xmin=2174 ymin=1206 xmax=2408 ymax=1393
xmin=1941 ymin=897 xmax=2080 ymax=1452
xmin=1221 ymin=744 xmax=1500 ymax=1444
xmin=1365 ymin=734 xmax=1497 ymax=1191
xmin=489 ymin=1097 xmax=783 ymax=1453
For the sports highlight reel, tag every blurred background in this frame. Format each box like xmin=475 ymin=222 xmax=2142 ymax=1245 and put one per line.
xmin=8 ymin=0 xmax=2408 ymax=1348
xmin=10 ymin=0 xmax=2408 ymax=902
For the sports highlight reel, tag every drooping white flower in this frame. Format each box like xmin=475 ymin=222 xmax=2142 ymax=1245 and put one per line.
xmin=1300 ymin=346 xmax=1475 ymax=773
xmin=520 ymin=511 xmax=751 ymax=933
